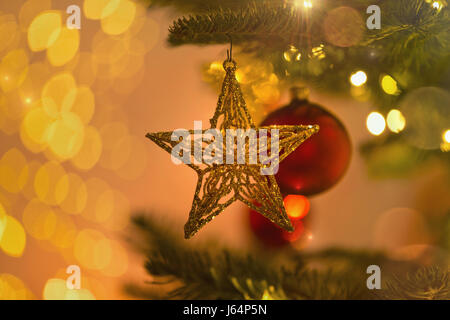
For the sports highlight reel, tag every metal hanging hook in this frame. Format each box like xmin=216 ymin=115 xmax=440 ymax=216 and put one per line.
xmin=226 ymin=33 xmax=233 ymax=61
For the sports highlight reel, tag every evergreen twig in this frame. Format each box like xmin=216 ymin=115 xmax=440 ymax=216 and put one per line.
xmin=127 ymin=214 xmax=448 ymax=300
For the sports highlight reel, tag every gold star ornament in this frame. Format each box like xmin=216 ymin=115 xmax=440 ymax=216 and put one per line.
xmin=147 ymin=59 xmax=319 ymax=239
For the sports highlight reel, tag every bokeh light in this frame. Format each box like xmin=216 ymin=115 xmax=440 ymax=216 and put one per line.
xmin=432 ymin=1 xmax=443 ymax=10
xmin=323 ymin=7 xmax=364 ymax=47
xmin=43 ymin=278 xmax=95 ymax=300
xmin=71 ymin=126 xmax=102 ymax=170
xmin=48 ymin=212 xmax=77 ymax=249
xmin=34 ymin=161 xmax=69 ymax=205
xmin=303 ymin=1 xmax=313 ymax=9
xmin=381 ymin=74 xmax=400 ymax=95
xmin=60 ymin=173 xmax=87 ymax=215
xmin=350 ymin=71 xmax=367 ymax=87
xmin=83 ymin=0 xmax=120 ymax=20
xmin=0 ymin=13 xmax=21 ymax=54
xmin=19 ymin=0 xmax=52 ymax=31
xmin=0 ymin=274 xmax=34 ymax=299
xmin=0 ymin=215 xmax=26 ymax=257
xmin=443 ymin=129 xmax=450 ymax=143
xmin=283 ymin=46 xmax=300 ymax=62
xmin=41 ymin=72 xmax=77 ymax=118
xmin=20 ymin=106 xmax=53 ymax=153
xmin=1 ymin=0 xmax=167 ymax=299
xmin=71 ymin=86 xmax=95 ymax=125
xmin=46 ymin=112 xmax=85 ymax=160
xmin=283 ymin=195 xmax=310 ymax=219
xmin=47 ymin=27 xmax=80 ymax=66
xmin=27 ymin=11 xmax=61 ymax=52
xmin=400 ymin=87 xmax=450 ymax=150
xmin=386 ymin=109 xmax=406 ymax=133
xmin=366 ymin=112 xmax=386 ymax=136
xmin=23 ymin=199 xmax=57 ymax=240
xmin=0 ymin=148 xmax=29 ymax=193
xmin=101 ymin=0 xmax=136 ymax=35
xmin=373 ymin=207 xmax=430 ymax=252
xmin=0 ymin=49 xmax=29 ymax=93
xmin=74 ymin=229 xmax=113 ymax=270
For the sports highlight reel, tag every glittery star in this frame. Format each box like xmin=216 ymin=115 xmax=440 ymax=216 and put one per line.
xmin=147 ymin=59 xmax=318 ymax=239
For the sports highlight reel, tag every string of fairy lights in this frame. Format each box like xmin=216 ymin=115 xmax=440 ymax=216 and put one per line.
xmin=0 ymin=0 xmax=158 ymax=299
xmin=283 ymin=0 xmax=449 ymax=151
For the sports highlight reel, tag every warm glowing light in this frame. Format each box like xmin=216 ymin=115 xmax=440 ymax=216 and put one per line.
xmin=72 ymin=52 xmax=98 ymax=86
xmin=34 ymin=161 xmax=69 ymax=205
xmin=303 ymin=0 xmax=313 ymax=8
xmin=41 ymin=72 xmax=77 ymax=118
xmin=386 ymin=109 xmax=406 ymax=133
xmin=0 ymin=49 xmax=29 ymax=92
xmin=19 ymin=0 xmax=53 ymax=31
xmin=0 ymin=274 xmax=34 ymax=299
xmin=209 ymin=62 xmax=222 ymax=72
xmin=350 ymin=71 xmax=367 ymax=87
xmin=432 ymin=1 xmax=443 ymax=9
xmin=308 ymin=234 xmax=313 ymax=240
xmin=23 ymin=199 xmax=57 ymax=240
xmin=22 ymin=160 xmax=41 ymax=200
xmin=0 ymin=148 xmax=29 ymax=194
xmin=71 ymin=86 xmax=95 ymax=124
xmin=261 ymin=290 xmax=273 ymax=300
xmin=43 ymin=278 xmax=95 ymax=300
xmin=71 ymin=126 xmax=102 ymax=171
xmin=283 ymin=46 xmax=299 ymax=62
xmin=283 ymin=195 xmax=310 ymax=219
xmin=366 ymin=112 xmax=386 ymax=136
xmin=83 ymin=0 xmax=121 ymax=20
xmin=0 ymin=215 xmax=26 ymax=257
xmin=46 ymin=112 xmax=85 ymax=159
xmin=47 ymin=27 xmax=80 ymax=66
xmin=21 ymin=107 xmax=53 ymax=152
xmin=27 ymin=11 xmax=62 ymax=52
xmin=0 ymin=203 xmax=7 ymax=241
xmin=60 ymin=173 xmax=87 ymax=215
xmin=0 ymin=14 xmax=20 ymax=55
xmin=310 ymin=44 xmax=325 ymax=60
xmin=43 ymin=278 xmax=65 ymax=300
xmin=92 ymin=34 xmax=127 ymax=66
xmin=101 ymin=0 xmax=136 ymax=35
xmin=293 ymin=0 xmax=302 ymax=7
xmin=100 ymin=239 xmax=128 ymax=276
xmin=441 ymin=142 xmax=450 ymax=152
xmin=381 ymin=75 xmax=399 ymax=95
xmin=74 ymin=229 xmax=111 ymax=270
xmin=49 ymin=214 xmax=77 ymax=248
xmin=281 ymin=221 xmax=305 ymax=242
xmin=443 ymin=129 xmax=450 ymax=143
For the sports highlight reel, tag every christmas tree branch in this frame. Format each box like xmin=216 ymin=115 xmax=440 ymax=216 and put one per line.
xmin=163 ymin=0 xmax=450 ymax=65
xmin=376 ymin=267 xmax=449 ymax=300
xmin=126 ymin=213 xmax=448 ymax=300
xmin=168 ymin=5 xmax=306 ymax=48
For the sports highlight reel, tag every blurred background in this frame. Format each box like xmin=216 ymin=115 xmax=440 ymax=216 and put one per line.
xmin=0 ymin=0 xmax=449 ymax=299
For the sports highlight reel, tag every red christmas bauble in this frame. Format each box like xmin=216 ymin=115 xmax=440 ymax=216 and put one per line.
xmin=249 ymin=195 xmax=309 ymax=247
xmin=261 ymin=88 xmax=351 ymax=196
